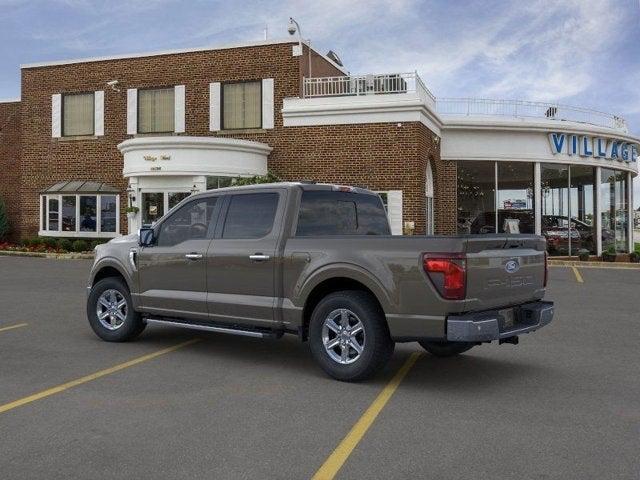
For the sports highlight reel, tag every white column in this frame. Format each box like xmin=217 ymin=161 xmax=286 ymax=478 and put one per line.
xmin=628 ymin=171 xmax=633 ymax=253
xmin=534 ymin=162 xmax=541 ymax=235
xmin=127 ymin=177 xmax=140 ymax=234
xmin=595 ymin=167 xmax=602 ymax=256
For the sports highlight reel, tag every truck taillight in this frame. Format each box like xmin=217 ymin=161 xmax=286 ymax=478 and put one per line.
xmin=423 ymin=254 xmax=466 ymax=300
xmin=544 ymin=251 xmax=548 ymax=287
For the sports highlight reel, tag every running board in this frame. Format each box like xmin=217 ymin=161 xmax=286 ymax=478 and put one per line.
xmin=145 ymin=318 xmax=281 ymax=339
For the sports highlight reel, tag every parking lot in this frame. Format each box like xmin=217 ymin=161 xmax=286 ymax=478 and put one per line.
xmin=0 ymin=256 xmax=639 ymax=479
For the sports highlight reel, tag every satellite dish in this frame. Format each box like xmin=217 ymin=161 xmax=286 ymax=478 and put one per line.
xmin=326 ymin=50 xmax=343 ymax=67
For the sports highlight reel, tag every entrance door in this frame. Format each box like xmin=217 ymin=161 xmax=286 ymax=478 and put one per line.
xmin=206 ymin=190 xmax=285 ymax=328
xmin=142 ymin=192 xmax=164 ymax=226
xmin=137 ymin=195 xmax=220 ymax=320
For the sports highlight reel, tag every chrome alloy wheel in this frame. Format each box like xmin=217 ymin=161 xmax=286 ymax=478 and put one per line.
xmin=96 ymin=289 xmax=128 ymax=331
xmin=322 ymin=308 xmax=366 ymax=365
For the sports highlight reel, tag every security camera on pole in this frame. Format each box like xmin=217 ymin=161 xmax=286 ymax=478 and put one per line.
xmin=288 ymin=17 xmax=311 ymax=79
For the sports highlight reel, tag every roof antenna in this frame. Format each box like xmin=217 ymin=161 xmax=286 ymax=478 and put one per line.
xmin=263 ymin=24 xmax=268 ymax=40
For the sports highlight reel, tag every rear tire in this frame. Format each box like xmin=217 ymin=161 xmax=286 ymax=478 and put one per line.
xmin=309 ymin=291 xmax=394 ymax=382
xmin=418 ymin=340 xmax=474 ymax=357
xmin=87 ymin=277 xmax=145 ymax=342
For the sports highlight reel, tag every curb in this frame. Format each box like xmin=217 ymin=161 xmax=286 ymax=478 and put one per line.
xmin=0 ymin=250 xmax=94 ymax=260
xmin=549 ymin=260 xmax=640 ymax=269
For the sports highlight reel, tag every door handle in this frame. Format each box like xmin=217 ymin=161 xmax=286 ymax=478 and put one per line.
xmin=185 ymin=253 xmax=203 ymax=260
xmin=249 ymin=254 xmax=270 ymax=262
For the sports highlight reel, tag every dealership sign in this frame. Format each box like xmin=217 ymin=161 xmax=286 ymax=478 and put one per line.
xmin=548 ymin=133 xmax=638 ymax=163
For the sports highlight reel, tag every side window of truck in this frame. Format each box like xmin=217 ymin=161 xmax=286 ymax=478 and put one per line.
xmin=222 ymin=193 xmax=279 ymax=239
xmin=156 ymin=197 xmax=218 ymax=247
xmin=296 ymin=191 xmax=391 ymax=236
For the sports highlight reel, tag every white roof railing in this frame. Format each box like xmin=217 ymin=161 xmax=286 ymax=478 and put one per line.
xmin=302 ymin=72 xmax=436 ymax=107
xmin=301 ymin=73 xmax=628 ymax=132
xmin=436 ymin=97 xmax=628 ymax=132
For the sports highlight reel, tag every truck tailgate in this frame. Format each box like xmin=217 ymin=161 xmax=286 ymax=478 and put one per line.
xmin=463 ymin=235 xmax=546 ymax=311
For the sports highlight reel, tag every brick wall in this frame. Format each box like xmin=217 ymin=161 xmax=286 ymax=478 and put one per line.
xmin=17 ymin=41 xmax=451 ymax=238
xmin=418 ymin=123 xmax=457 ymax=235
xmin=19 ymin=42 xmax=305 ymax=237
xmin=0 ymin=101 xmax=21 ymax=240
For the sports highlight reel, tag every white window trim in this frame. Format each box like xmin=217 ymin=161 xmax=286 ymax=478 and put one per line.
xmin=51 ymin=94 xmax=62 ymax=138
xmin=94 ymin=90 xmax=104 ymax=136
xmin=209 ymin=82 xmax=221 ymax=131
xmin=39 ymin=193 xmax=120 ymax=238
xmin=127 ymin=88 xmax=137 ymax=135
xmin=174 ymin=85 xmax=185 ymax=133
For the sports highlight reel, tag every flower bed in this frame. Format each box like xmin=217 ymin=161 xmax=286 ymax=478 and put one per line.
xmin=0 ymin=237 xmax=108 ymax=254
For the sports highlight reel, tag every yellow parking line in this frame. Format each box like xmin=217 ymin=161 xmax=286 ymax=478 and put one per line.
xmin=312 ymin=352 xmax=422 ymax=480
xmin=0 ymin=338 xmax=200 ymax=415
xmin=0 ymin=323 xmax=28 ymax=333
xmin=571 ymin=266 xmax=584 ymax=283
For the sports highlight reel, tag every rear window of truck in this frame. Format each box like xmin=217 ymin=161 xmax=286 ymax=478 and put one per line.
xmin=296 ymin=191 xmax=391 ymax=236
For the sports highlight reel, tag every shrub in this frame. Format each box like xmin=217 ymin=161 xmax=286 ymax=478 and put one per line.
xmin=58 ymin=238 xmax=73 ymax=252
xmin=0 ymin=197 xmax=9 ymax=241
xmin=72 ymin=239 xmax=89 ymax=252
xmin=42 ymin=237 xmax=57 ymax=249
xmin=90 ymin=239 xmax=108 ymax=249
xmin=231 ymin=171 xmax=281 ymax=186
xmin=21 ymin=237 xmax=32 ymax=247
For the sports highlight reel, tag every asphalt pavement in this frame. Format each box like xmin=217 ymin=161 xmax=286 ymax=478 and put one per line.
xmin=0 ymin=256 xmax=638 ymax=479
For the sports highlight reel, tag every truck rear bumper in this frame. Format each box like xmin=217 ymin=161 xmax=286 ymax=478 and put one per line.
xmin=447 ymin=301 xmax=554 ymax=343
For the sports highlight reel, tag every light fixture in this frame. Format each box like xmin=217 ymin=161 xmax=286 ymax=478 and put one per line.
xmin=126 ymin=184 xmax=136 ymax=202
xmin=190 ymin=184 xmax=199 ymax=195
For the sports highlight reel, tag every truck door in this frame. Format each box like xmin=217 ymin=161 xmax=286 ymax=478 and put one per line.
xmin=206 ymin=189 xmax=285 ymax=328
xmin=137 ymin=195 xmax=220 ymax=320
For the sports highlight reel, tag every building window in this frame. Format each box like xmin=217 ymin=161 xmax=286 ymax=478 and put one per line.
xmin=40 ymin=194 xmax=119 ymax=237
xmin=138 ymin=88 xmax=175 ymax=133
xmin=457 ymin=161 xmax=496 ymax=234
xmin=63 ymin=92 xmax=94 ymax=136
xmin=601 ymin=168 xmax=628 ymax=253
xmin=206 ymin=176 xmax=235 ymax=190
xmin=222 ymin=81 xmax=261 ymax=130
xmin=497 ymin=163 xmax=535 ymax=234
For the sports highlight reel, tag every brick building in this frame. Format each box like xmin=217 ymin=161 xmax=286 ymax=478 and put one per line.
xmin=1 ymin=38 xmax=638 ymax=254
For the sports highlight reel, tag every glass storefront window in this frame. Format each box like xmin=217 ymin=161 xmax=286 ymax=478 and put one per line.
xmin=569 ymin=166 xmax=596 ymax=254
xmin=62 ymin=196 xmax=76 ymax=232
xmin=541 ymin=164 xmax=571 ymax=255
xmin=100 ymin=195 xmax=117 ymax=233
xmin=497 ymin=163 xmax=534 ymax=234
xmin=457 ymin=161 xmax=496 ymax=234
xmin=601 ymin=168 xmax=628 ymax=253
xmin=80 ymin=196 xmax=97 ymax=232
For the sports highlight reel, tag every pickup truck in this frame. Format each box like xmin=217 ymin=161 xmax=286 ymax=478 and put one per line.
xmin=87 ymin=182 xmax=554 ymax=381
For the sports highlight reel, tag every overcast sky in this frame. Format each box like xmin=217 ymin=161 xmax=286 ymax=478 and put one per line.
xmin=1 ymin=0 xmax=638 ymax=205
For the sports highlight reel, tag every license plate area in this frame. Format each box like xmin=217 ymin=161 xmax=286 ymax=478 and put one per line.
xmin=498 ymin=308 xmax=516 ymax=330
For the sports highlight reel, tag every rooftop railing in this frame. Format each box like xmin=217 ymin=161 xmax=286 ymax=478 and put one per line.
xmin=436 ymin=97 xmax=628 ymax=132
xmin=302 ymin=72 xmax=436 ymax=106
xmin=301 ymin=73 xmax=628 ymax=132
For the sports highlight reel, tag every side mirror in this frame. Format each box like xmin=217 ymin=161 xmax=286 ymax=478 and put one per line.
xmin=139 ymin=227 xmax=155 ymax=247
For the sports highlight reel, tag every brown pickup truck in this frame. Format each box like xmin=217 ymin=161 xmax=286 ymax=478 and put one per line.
xmin=86 ymin=182 xmax=553 ymax=381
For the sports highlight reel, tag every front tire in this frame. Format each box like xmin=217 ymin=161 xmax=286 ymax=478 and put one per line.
xmin=87 ymin=277 xmax=145 ymax=342
xmin=418 ymin=340 xmax=474 ymax=357
xmin=309 ymin=291 xmax=394 ymax=382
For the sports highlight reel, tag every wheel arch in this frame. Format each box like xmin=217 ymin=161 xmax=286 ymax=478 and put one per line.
xmin=91 ymin=259 xmax=132 ymax=293
xmin=300 ymin=270 xmax=390 ymax=341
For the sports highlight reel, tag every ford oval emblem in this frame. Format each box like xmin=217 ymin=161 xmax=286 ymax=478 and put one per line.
xmin=505 ymin=260 xmax=520 ymax=274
